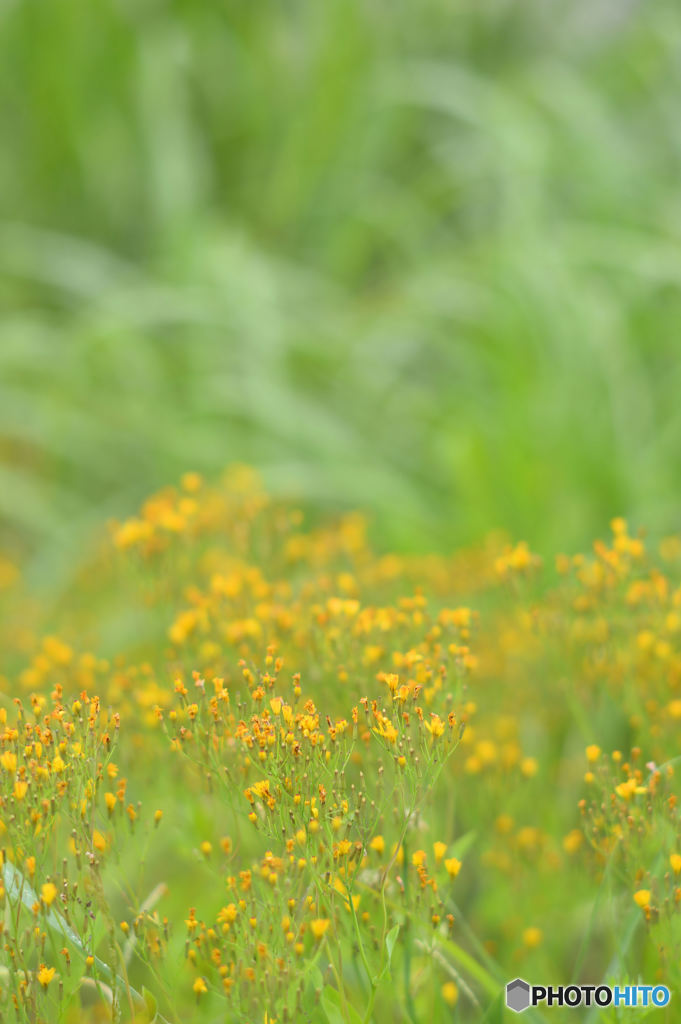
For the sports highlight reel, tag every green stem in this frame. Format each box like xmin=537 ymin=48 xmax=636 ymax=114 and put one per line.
xmin=402 ymin=838 xmax=418 ymax=1024
xmin=363 ymin=984 xmax=377 ymax=1024
xmin=435 ymin=937 xmax=500 ymax=1001
xmin=350 ymin=890 xmax=375 ymax=992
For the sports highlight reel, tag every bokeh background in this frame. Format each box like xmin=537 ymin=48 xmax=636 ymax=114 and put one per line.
xmin=2 ymin=0 xmax=681 ymax=582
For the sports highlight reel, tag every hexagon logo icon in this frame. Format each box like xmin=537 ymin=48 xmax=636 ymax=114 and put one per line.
xmin=506 ymin=978 xmax=531 ymax=1013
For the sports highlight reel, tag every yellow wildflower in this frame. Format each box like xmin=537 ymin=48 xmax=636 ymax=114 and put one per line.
xmin=444 ymin=858 xmax=461 ymax=879
xmin=310 ymin=919 xmax=330 ymax=940
xmin=433 ymin=841 xmax=447 ymax=864
xmin=442 ymin=981 xmax=458 ymax=1006
xmin=523 ymin=927 xmax=543 ymax=948
xmin=41 ymin=882 xmax=58 ymax=906
xmin=37 ymin=965 xmax=55 ymax=989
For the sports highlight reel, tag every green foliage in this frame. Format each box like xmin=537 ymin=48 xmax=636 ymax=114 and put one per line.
xmin=1 ymin=2 xmax=681 ymax=575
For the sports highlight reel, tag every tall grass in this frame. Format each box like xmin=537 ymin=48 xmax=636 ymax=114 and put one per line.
xmin=2 ymin=0 xmax=681 ymax=583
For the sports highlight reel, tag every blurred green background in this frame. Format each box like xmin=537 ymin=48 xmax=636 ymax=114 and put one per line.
xmin=2 ymin=0 xmax=681 ymax=582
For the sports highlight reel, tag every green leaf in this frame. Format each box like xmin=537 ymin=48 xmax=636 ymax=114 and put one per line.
xmin=385 ymin=924 xmax=400 ymax=967
xmin=321 ymin=985 xmax=363 ymax=1024
xmin=373 ymin=922 xmax=401 ymax=986
xmin=143 ymin=985 xmax=159 ymax=1022
xmin=480 ymin=993 xmax=504 ymax=1023
xmin=450 ymin=829 xmax=477 ymax=860
xmin=307 ymin=964 xmax=323 ymax=994
xmin=321 ymin=987 xmax=344 ymax=1024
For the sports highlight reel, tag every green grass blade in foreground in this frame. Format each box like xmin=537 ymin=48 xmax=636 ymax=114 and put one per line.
xmin=2 ymin=860 xmax=171 ymax=1023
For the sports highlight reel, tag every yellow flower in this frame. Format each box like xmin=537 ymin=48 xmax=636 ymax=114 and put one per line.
xmin=41 ymin=882 xmax=58 ymax=907
xmin=37 ymin=964 xmax=55 ymax=989
xmin=444 ymin=857 xmax=462 ymax=879
xmin=369 ymin=835 xmax=385 ymax=854
xmin=382 ymin=673 xmax=399 ymax=694
xmin=92 ymin=830 xmax=108 ymax=853
xmin=425 ymin=714 xmax=445 ymax=738
xmin=523 ymin=927 xmax=543 ymax=948
xmin=433 ymin=841 xmax=447 ymax=864
xmin=670 ymin=854 xmax=681 ymax=875
xmin=633 ymin=889 xmax=651 ymax=908
xmin=585 ymin=745 xmax=601 ymax=763
xmin=373 ymin=720 xmax=398 ymax=743
xmin=441 ymin=981 xmax=458 ymax=1007
xmin=615 ymin=778 xmax=637 ymax=801
xmin=310 ymin=919 xmax=330 ymax=940
xmin=562 ymin=830 xmax=583 ymax=855
xmin=0 ymin=750 xmax=16 ymax=772
xmin=112 ymin=517 xmax=153 ymax=549
xmin=181 ymin=472 xmax=203 ymax=493
xmin=193 ymin=976 xmax=208 ymax=997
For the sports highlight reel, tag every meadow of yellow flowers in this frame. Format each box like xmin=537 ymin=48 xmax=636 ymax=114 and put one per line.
xmin=1 ymin=467 xmax=680 ymax=1022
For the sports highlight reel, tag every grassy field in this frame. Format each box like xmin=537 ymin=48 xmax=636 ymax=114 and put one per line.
xmin=2 ymin=477 xmax=681 ymax=1022
xmin=2 ymin=0 xmax=681 ymax=578
xmin=2 ymin=1 xmax=681 ymax=1021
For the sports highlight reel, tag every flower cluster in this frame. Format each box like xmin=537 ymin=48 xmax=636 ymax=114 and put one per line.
xmin=2 ymin=474 xmax=681 ymax=1021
